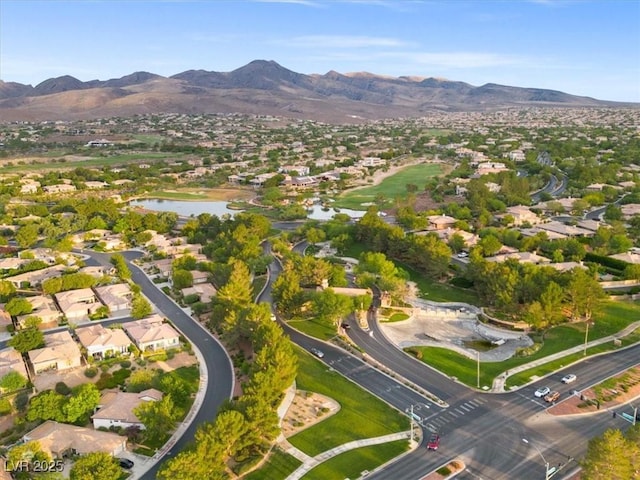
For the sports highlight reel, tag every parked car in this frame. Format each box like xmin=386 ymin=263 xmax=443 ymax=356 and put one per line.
xmin=118 ymin=458 xmax=134 ymax=469
xmin=544 ymin=391 xmax=560 ymax=403
xmin=341 ymin=323 xmax=351 ymax=330
xmin=427 ymin=433 xmax=440 ymax=450
xmin=561 ymin=374 xmax=577 ymax=384
xmin=535 ymin=386 xmax=551 ymax=398
xmin=270 ymin=313 xmax=277 ymax=321
xmin=457 ymin=251 xmax=468 ymax=258
xmin=310 ymin=347 xmax=324 ymax=358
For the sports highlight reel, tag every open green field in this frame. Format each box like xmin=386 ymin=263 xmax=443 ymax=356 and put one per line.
xmin=243 ymin=448 xmax=302 ymax=480
xmin=0 ymin=152 xmax=178 ymax=173
xmin=142 ymin=187 xmax=254 ymax=202
xmin=334 ymin=163 xmax=442 ymax=210
xmin=406 ymin=301 xmax=640 ymax=388
xmin=301 ymin=440 xmax=409 ymax=480
xmin=288 ymin=347 xmax=409 ymax=456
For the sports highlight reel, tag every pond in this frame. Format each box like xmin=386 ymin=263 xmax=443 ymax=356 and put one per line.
xmin=129 ymin=199 xmax=240 ymax=217
xmin=130 ymin=199 xmax=368 ymax=221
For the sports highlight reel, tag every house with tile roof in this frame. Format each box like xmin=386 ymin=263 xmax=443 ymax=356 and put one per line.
xmin=92 ymin=388 xmax=163 ymax=430
xmin=75 ymin=324 xmax=131 ymax=359
xmin=22 ymin=421 xmax=126 ymax=458
xmin=28 ymin=330 xmax=82 ymax=374
xmin=94 ymin=283 xmax=133 ymax=314
xmin=55 ymin=288 xmax=103 ymax=322
xmin=0 ymin=347 xmax=28 ymax=383
xmin=122 ymin=316 xmax=180 ymax=352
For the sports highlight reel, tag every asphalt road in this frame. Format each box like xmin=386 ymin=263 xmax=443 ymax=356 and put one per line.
xmin=80 ymin=250 xmax=234 ymax=479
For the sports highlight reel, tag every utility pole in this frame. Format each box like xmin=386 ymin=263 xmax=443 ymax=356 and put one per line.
xmin=523 ymin=438 xmax=551 ymax=480
xmin=476 ymin=350 xmax=480 ymax=389
xmin=583 ymin=321 xmax=590 ymax=356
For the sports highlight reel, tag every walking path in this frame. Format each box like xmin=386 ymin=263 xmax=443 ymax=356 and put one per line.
xmin=284 ymin=431 xmax=413 ymax=480
xmin=491 ymin=320 xmax=640 ymax=392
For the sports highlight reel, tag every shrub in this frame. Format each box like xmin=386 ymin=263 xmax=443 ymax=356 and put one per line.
xmin=14 ymin=391 xmax=29 ymax=412
xmin=112 ymin=368 xmax=131 ymax=385
xmin=0 ymin=398 xmax=12 ymax=416
xmin=55 ymin=382 xmax=71 ymax=395
xmin=436 ymin=466 xmax=451 ymax=475
xmin=84 ymin=367 xmax=98 ymax=378
xmin=120 ymin=360 xmax=132 ymax=369
xmin=96 ymin=373 xmax=116 ymax=390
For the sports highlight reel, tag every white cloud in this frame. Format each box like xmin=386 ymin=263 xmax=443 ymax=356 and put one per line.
xmin=285 ymin=35 xmax=413 ymax=48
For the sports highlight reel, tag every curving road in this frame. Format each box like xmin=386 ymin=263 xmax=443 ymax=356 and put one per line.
xmin=80 ymin=251 xmax=234 ymax=479
xmin=282 ymin=242 xmax=640 ymax=479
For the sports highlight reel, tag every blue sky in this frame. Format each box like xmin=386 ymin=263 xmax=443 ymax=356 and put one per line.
xmin=1 ymin=0 xmax=639 ymax=102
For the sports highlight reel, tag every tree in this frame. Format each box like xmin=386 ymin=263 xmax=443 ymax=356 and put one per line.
xmin=0 ymin=371 xmax=28 ymax=392
xmin=565 ymin=268 xmax=605 ymax=321
xmin=63 ymin=383 xmax=100 ymax=423
xmin=0 ymin=280 xmax=16 ymax=301
xmin=134 ymin=394 xmax=180 ymax=441
xmin=581 ymin=428 xmax=639 ymax=479
xmin=8 ymin=327 xmax=44 ymax=353
xmin=110 ymin=253 xmax=131 ymax=280
xmin=131 ymin=293 xmax=152 ymax=319
xmin=479 ymin=234 xmax=502 ymax=257
xmin=6 ymin=441 xmax=51 ymax=472
xmin=26 ymin=391 xmax=67 ymax=422
xmin=217 ymin=259 xmax=253 ymax=308
xmin=5 ymin=297 xmax=33 ymax=316
xmin=70 ymin=452 xmax=121 ymax=480
xmin=448 ymin=233 xmax=466 ymax=253
xmin=305 ymin=227 xmax=326 ymax=246
xmin=16 ymin=224 xmax=39 ymax=248
xmin=313 ymin=289 xmax=353 ymax=325
xmin=172 ymin=269 xmax=193 ymax=289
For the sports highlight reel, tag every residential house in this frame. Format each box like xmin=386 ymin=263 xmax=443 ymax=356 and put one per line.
xmin=503 ymin=205 xmax=541 ymax=226
xmin=20 ymin=181 xmax=40 ymax=194
xmin=190 ymin=270 xmax=209 ymax=285
xmin=0 ymin=310 xmax=11 ymax=333
xmin=427 ymin=215 xmax=457 ymax=231
xmin=55 ymin=288 xmax=103 ymax=322
xmin=16 ymin=295 xmax=62 ymax=328
xmin=84 ymin=181 xmax=109 ymax=189
xmin=122 ymin=316 xmax=180 ymax=352
xmin=475 ymin=162 xmax=508 ymax=176
xmin=181 ymin=283 xmax=217 ymax=303
xmin=78 ymin=265 xmax=111 ymax=278
xmin=22 ymin=421 xmax=126 ymax=458
xmin=0 ymin=347 xmax=28 ymax=382
xmin=94 ymin=283 xmax=133 ymax=313
xmin=280 ymin=165 xmax=310 ymax=176
xmin=536 ymin=221 xmax=594 ymax=238
xmin=43 ymin=184 xmax=76 ymax=194
xmin=28 ymin=330 xmax=82 ymax=374
xmin=76 ymin=324 xmax=131 ymax=359
xmin=621 ymin=204 xmax=640 ymax=219
xmin=92 ymin=388 xmax=163 ymax=430
xmin=5 ymin=264 xmax=67 ymax=289
xmin=486 ymin=252 xmax=552 ymax=265
xmin=0 ymin=257 xmax=27 ymax=271
xmin=609 ymin=252 xmax=640 ymax=264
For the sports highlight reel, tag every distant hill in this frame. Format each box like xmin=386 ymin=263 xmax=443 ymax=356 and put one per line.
xmin=0 ymin=59 xmax=634 ymax=123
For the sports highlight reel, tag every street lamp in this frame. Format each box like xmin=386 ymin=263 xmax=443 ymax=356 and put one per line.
xmin=522 ymin=438 xmax=550 ymax=480
xmin=583 ymin=321 xmax=594 ymax=356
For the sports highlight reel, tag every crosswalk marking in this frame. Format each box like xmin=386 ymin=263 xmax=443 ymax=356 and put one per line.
xmin=459 ymin=405 xmax=472 ymax=412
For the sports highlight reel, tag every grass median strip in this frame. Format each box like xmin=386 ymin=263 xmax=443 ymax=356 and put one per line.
xmin=243 ymin=448 xmax=302 ymax=480
xmin=300 ymin=440 xmax=409 ymax=480
xmin=288 ymin=347 xmax=409 ymax=457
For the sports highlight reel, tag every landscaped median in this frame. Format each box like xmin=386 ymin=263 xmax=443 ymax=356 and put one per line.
xmin=245 ymin=347 xmax=411 ymax=480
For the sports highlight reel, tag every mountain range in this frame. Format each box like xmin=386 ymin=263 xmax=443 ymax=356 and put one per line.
xmin=0 ymin=60 xmax=633 ymax=123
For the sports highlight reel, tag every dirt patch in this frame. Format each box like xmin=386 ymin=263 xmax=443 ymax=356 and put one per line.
xmin=150 ymin=351 xmax=198 ymax=372
xmin=280 ymin=390 xmax=340 ymax=438
xmin=548 ymin=366 xmax=640 ymax=416
xmin=420 ymin=459 xmax=466 ymax=479
xmin=32 ymin=366 xmax=93 ymax=392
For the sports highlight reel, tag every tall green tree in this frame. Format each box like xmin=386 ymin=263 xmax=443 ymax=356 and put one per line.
xmin=582 ymin=428 xmax=639 ymax=480
xmin=70 ymin=452 xmax=121 ymax=480
xmin=8 ymin=327 xmax=44 ymax=353
xmin=63 ymin=383 xmax=101 ymax=423
xmin=131 ymin=293 xmax=153 ymax=319
xmin=565 ymin=268 xmax=605 ymax=321
xmin=134 ymin=394 xmax=180 ymax=441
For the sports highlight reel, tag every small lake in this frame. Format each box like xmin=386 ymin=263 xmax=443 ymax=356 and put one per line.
xmin=130 ymin=199 xmax=368 ymax=221
xmin=130 ymin=199 xmax=240 ymax=217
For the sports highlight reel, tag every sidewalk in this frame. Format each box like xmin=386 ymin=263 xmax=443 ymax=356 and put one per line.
xmin=284 ymin=431 xmax=413 ymax=480
xmin=491 ymin=320 xmax=640 ymax=392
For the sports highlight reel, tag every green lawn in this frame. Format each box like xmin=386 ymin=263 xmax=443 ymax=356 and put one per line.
xmin=243 ymin=448 xmax=302 ymax=480
xmin=144 ymin=191 xmax=209 ymax=200
xmin=341 ymin=244 xmax=479 ymax=305
xmin=300 ymin=440 xmax=409 ymax=480
xmin=401 ymin=262 xmax=480 ymax=305
xmin=289 ymin=318 xmax=337 ymax=341
xmin=0 ymin=152 xmax=178 ymax=173
xmin=289 ymin=347 xmax=409 ymax=457
xmin=334 ymin=163 xmax=442 ymax=210
xmin=406 ymin=301 xmax=640 ymax=388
